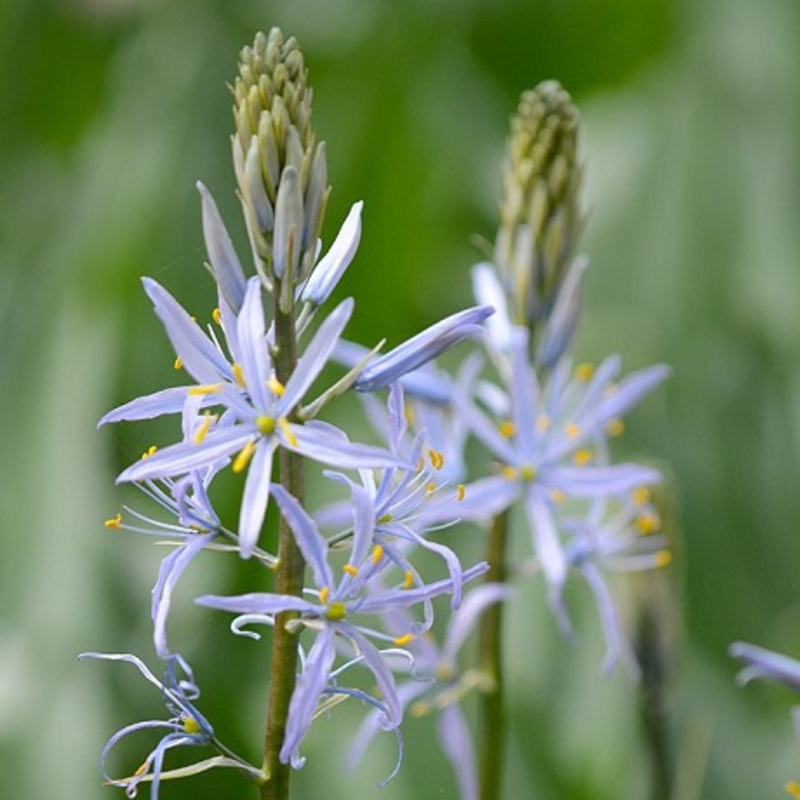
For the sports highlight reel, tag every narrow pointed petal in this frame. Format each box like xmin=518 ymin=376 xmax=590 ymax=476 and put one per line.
xmin=237 ymin=277 xmax=271 ymax=410
xmin=355 ymin=305 xmax=494 ymax=392
xmin=271 ymin=484 xmax=333 ymax=589
xmin=99 ymin=386 xmax=195 ymax=426
xmin=196 ymin=591 xmax=317 ymax=616
xmin=238 ymin=439 xmax=277 ymax=558
xmin=509 ymin=326 xmax=540 ymax=456
xmin=594 ymin=363 xmax=671 ymax=422
xmin=548 ymin=463 xmax=661 ymax=496
xmin=442 ymin=584 xmax=512 ymax=663
xmin=117 ymin=427 xmax=253 ymax=483
xmin=525 ymin=489 xmax=567 ymax=589
xmin=471 ymin=261 xmax=513 ymax=352
xmin=280 ymin=626 xmax=336 ymax=764
xmin=286 ymin=423 xmax=409 ymax=470
xmin=300 ymin=201 xmax=363 ymax=306
xmin=152 ymin=533 xmax=216 ymax=658
xmin=730 ymin=642 xmax=800 ymax=692
xmin=142 ymin=278 xmax=231 ymax=384
xmin=197 ymin=182 xmax=247 ymax=313
xmin=282 ymin=297 xmax=354 ymax=411
xmin=438 ymin=704 xmax=478 ymax=800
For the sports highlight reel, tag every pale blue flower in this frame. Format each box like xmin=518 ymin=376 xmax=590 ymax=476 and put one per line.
xmin=453 ymin=326 xmax=668 ymax=599
xmin=78 ymin=653 xmax=259 ymax=799
xmin=100 ymin=276 xmax=404 ymax=557
xmin=197 ymin=484 xmax=488 ymax=769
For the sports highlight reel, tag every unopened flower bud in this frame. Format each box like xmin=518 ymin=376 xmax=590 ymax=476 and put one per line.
xmin=495 ymin=81 xmax=584 ymax=332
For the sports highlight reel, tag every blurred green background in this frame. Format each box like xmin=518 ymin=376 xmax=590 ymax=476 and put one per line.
xmin=2 ymin=0 xmax=800 ymax=797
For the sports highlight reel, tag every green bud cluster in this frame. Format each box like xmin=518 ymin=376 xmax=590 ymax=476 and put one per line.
xmin=495 ymin=81 xmax=584 ymax=330
xmin=232 ymin=28 xmax=330 ymax=305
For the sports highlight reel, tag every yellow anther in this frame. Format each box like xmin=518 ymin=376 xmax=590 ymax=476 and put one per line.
xmin=606 ymin=418 xmax=625 ymax=437
xmin=637 ymin=513 xmax=661 ymax=535
xmin=416 ymin=457 xmax=425 ymax=473
xmin=104 ymin=513 xmax=123 ymax=530
xmin=256 ymin=415 xmax=276 ymax=435
xmin=426 ymin=482 xmax=436 ymax=495
xmin=212 ymin=307 xmax=222 ymax=325
xmin=232 ymin=439 xmax=257 ymax=473
xmin=325 ymin=601 xmax=347 ymax=621
xmin=565 ymin=422 xmax=581 ymax=439
xmin=456 ymin=484 xmax=466 ymax=502
xmin=267 ymin=376 xmax=286 ymax=397
xmin=141 ymin=445 xmax=158 ymax=459
xmin=428 ymin=449 xmax=444 ymax=471
xmin=188 ymin=383 xmax=223 ymax=396
xmin=655 ymin=550 xmax=672 ymax=568
xmin=786 ymin=781 xmax=800 ymax=799
xmin=232 ymin=362 xmax=246 ymax=388
xmin=403 ymin=571 xmax=414 ymax=590
xmin=520 ymin=464 xmax=537 ymax=481
xmin=536 ymin=415 xmax=551 ymax=432
xmin=573 ymin=449 xmax=592 ymax=466
xmin=501 ymin=466 xmax=519 ymax=481
xmin=277 ymin=417 xmax=298 ymax=447
xmin=319 ymin=586 xmax=330 ymax=605
xmin=342 ymin=564 xmax=359 ymax=577
xmin=193 ymin=413 xmax=215 ymax=445
xmin=499 ymin=420 xmax=516 ymax=438
xmin=134 ymin=761 xmax=148 ymax=777
xmin=371 ymin=545 xmax=384 ymax=564
xmin=549 ymin=488 xmax=566 ymax=504
xmin=409 ymin=699 xmax=430 ymax=718
xmin=173 ymin=356 xmax=183 ymax=371
xmin=394 ymin=633 xmax=414 ymax=646
xmin=575 ymin=362 xmax=594 ymax=381
xmin=182 ymin=715 xmax=202 ymax=734
xmin=632 ymin=487 xmax=651 ymax=506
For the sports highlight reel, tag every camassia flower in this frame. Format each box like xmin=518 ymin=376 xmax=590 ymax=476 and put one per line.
xmin=99 ymin=275 xmax=404 ymax=557
xmin=196 ymin=484 xmax=488 ymax=769
xmin=78 ymin=653 xmax=260 ymax=799
xmin=452 ymin=326 xmax=668 ymax=599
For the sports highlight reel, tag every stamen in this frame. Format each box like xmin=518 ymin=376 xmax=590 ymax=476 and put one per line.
xmin=501 ymin=466 xmax=519 ymax=481
xmin=606 ymin=418 xmax=625 ymax=437
xmin=342 ymin=564 xmax=358 ymax=577
xmin=403 ymin=571 xmax=414 ymax=590
xmin=173 ymin=356 xmax=183 ymax=371
xmin=536 ymin=415 xmax=551 ymax=432
xmin=428 ymin=449 xmax=444 ymax=470
xmin=104 ymin=513 xmax=123 ymax=530
xmin=499 ymin=420 xmax=516 ymax=438
xmin=188 ymin=383 xmax=223 ymax=396
xmin=232 ymin=363 xmax=246 ymax=388
xmin=193 ymin=413 xmax=215 ymax=445
xmin=371 ymin=545 xmax=384 ymax=564
xmin=632 ymin=487 xmax=650 ymax=506
xmin=394 ymin=632 xmax=414 ymax=646
xmin=573 ymin=449 xmax=592 ymax=466
xmin=456 ymin=484 xmax=466 ymax=501
xmin=212 ymin=307 xmax=222 ymax=325
xmin=655 ymin=550 xmax=672 ymax=568
xmin=565 ymin=422 xmax=581 ymax=439
xmin=575 ymin=362 xmax=594 ymax=381
xmin=377 ymin=513 xmax=393 ymax=524
xmin=267 ymin=376 xmax=286 ymax=397
xmin=232 ymin=439 xmax=257 ymax=473
xmin=277 ymin=417 xmax=298 ymax=447
xmin=319 ymin=586 xmax=330 ymax=604
xmin=549 ymin=488 xmax=565 ymax=504
xmin=786 ymin=781 xmax=800 ymax=799
xmin=637 ymin=513 xmax=660 ymax=535
xmin=141 ymin=445 xmax=157 ymax=459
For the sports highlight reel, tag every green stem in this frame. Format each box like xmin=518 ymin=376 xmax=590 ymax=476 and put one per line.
xmin=260 ymin=288 xmax=305 ymax=800
xmin=478 ymin=509 xmax=510 ymax=800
